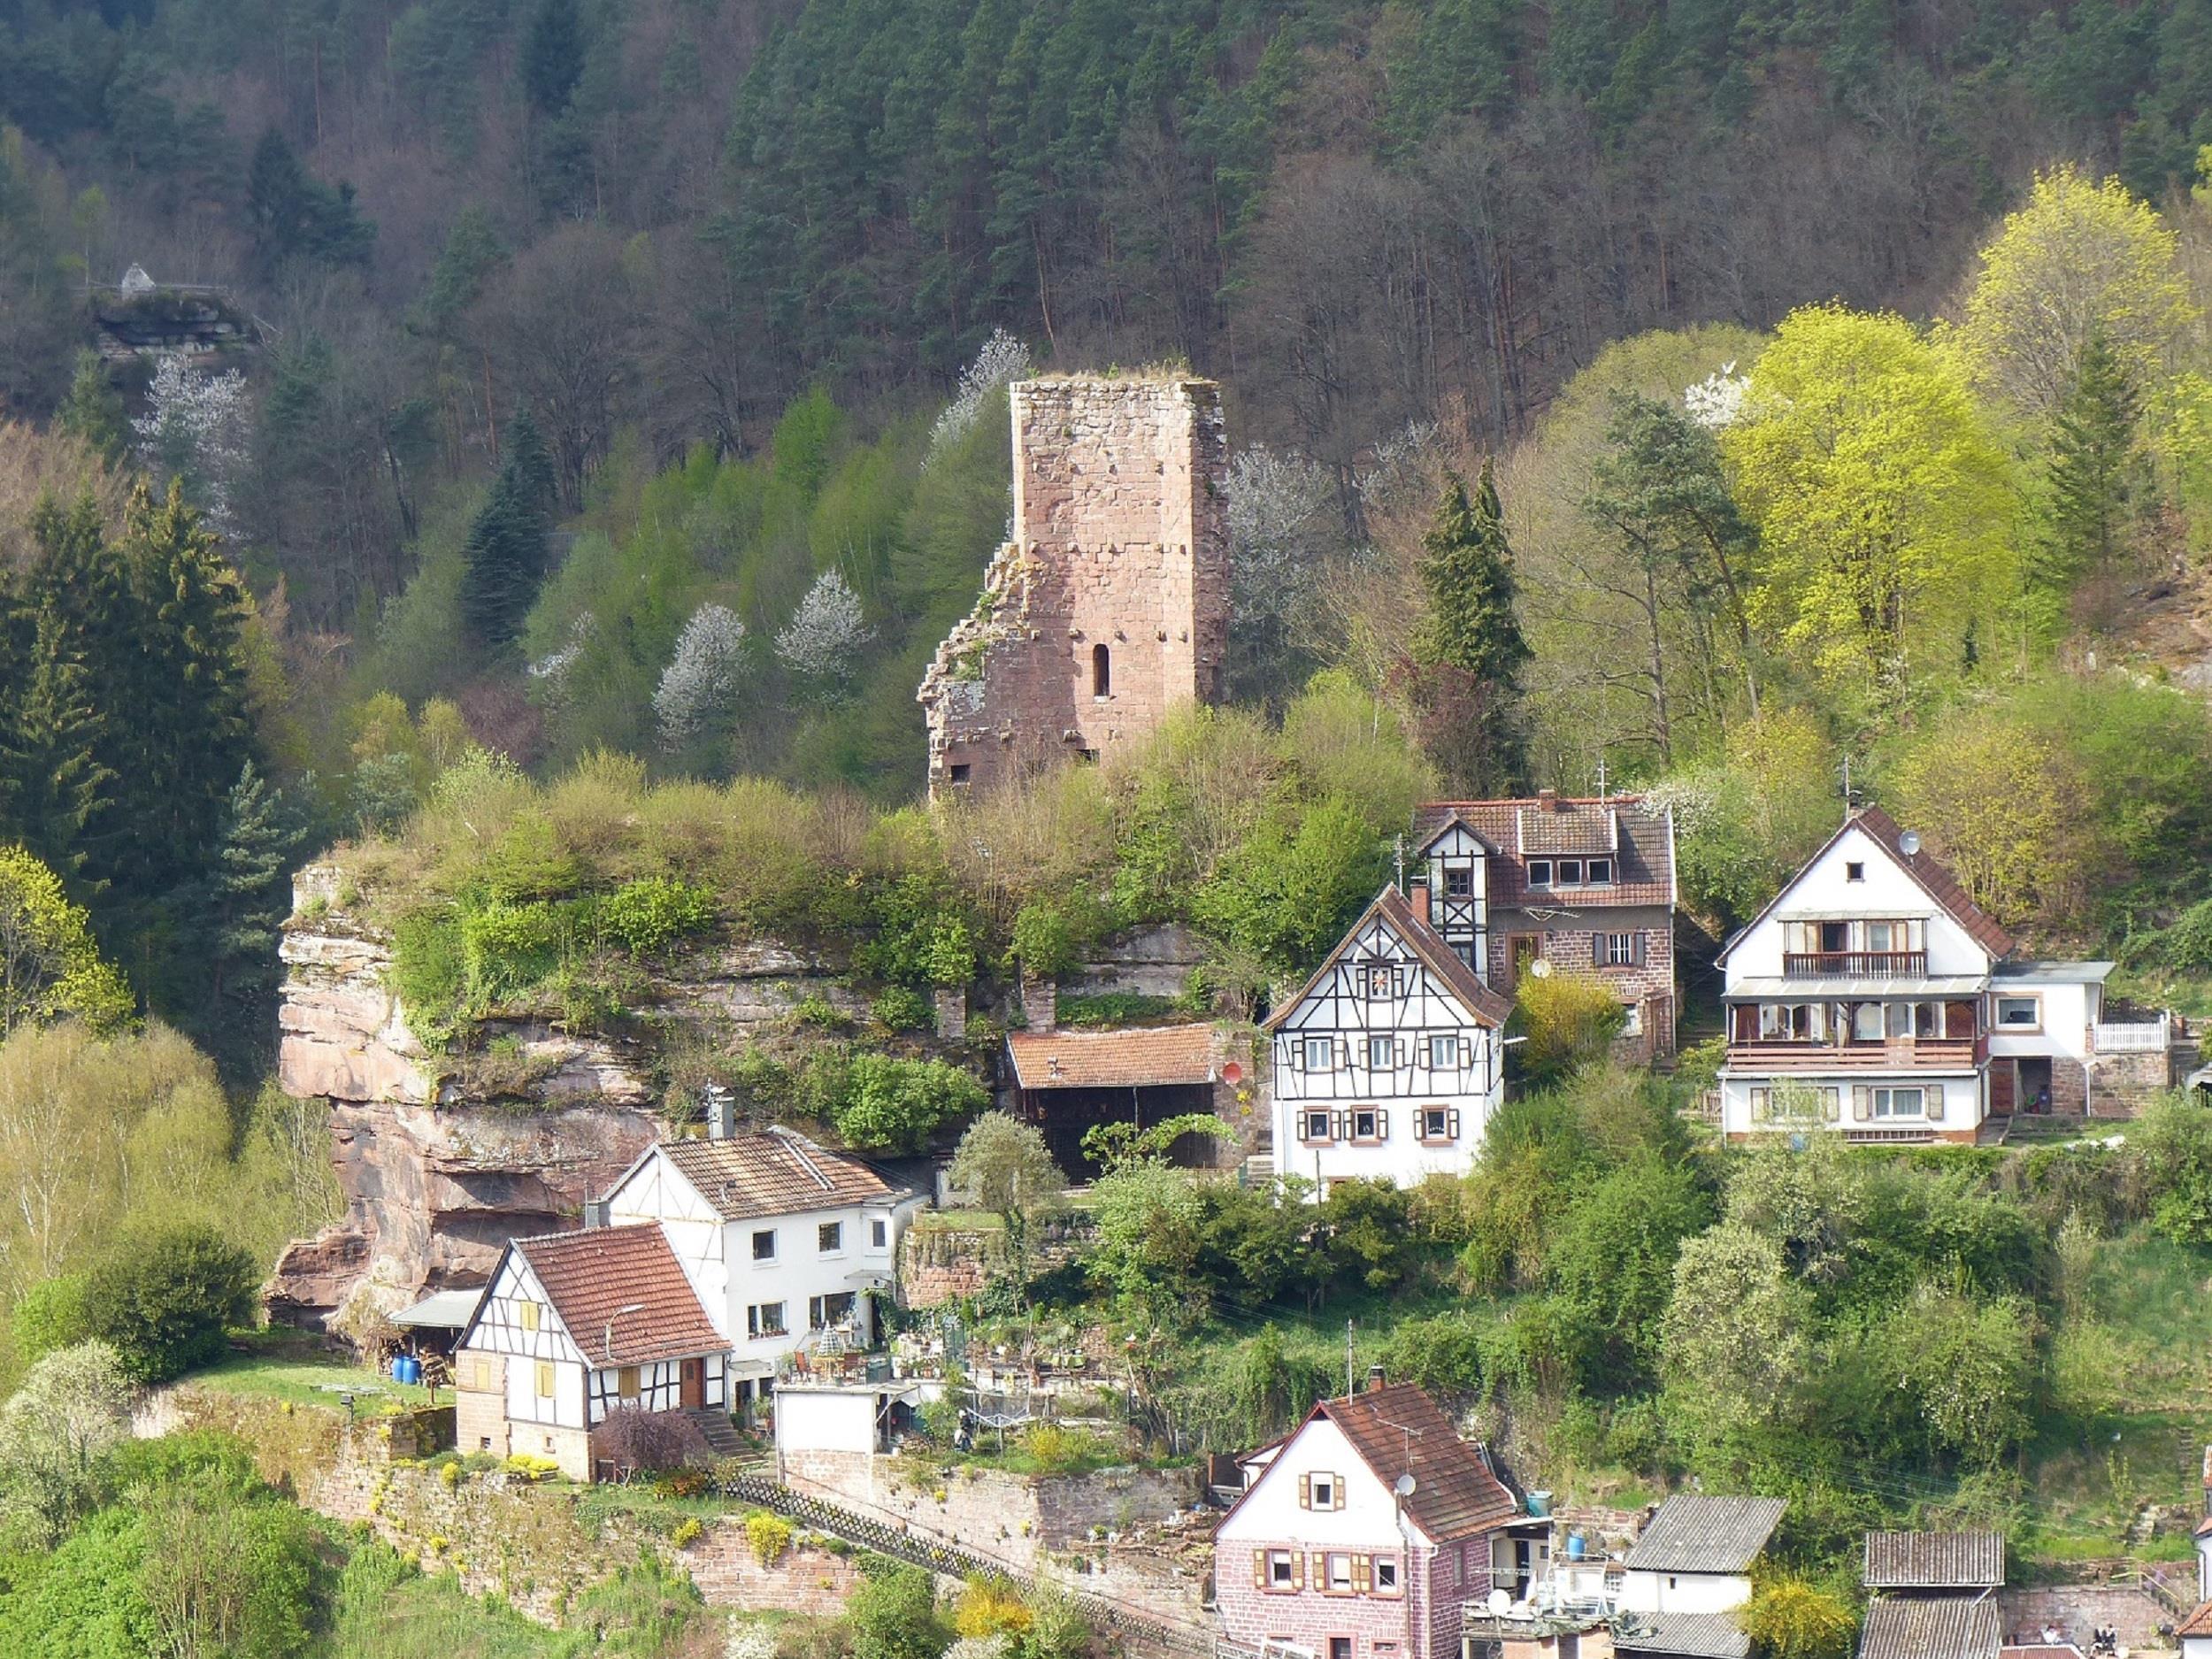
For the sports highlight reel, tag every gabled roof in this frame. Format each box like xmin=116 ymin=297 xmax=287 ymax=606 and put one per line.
xmin=1263 ymin=886 xmax=1511 ymax=1032
xmin=1624 ymin=1495 xmax=1786 ymax=1574
xmin=2178 ymin=1601 xmax=2212 ymax=1639
xmin=1615 ymin=1613 xmax=1753 ymax=1659
xmin=1857 ymin=1596 xmax=2001 ymax=1659
xmin=1321 ymin=1383 xmax=1519 ymax=1542
xmin=1863 ymin=1532 xmax=2005 ymax=1590
xmin=1719 ymin=808 xmax=2012 ymax=967
xmin=1006 ymin=1024 xmax=1215 ymax=1089
xmin=1417 ymin=810 xmax=1499 ymax=856
xmin=501 ymin=1225 xmax=726 ymax=1366
xmin=658 ymin=1127 xmax=898 ymax=1221
xmin=1414 ymin=796 xmax=1675 ymax=909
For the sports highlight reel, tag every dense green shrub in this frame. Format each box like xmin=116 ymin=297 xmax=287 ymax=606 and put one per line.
xmin=12 ymin=1274 xmax=91 ymax=1366
xmin=2130 ymin=1093 xmax=2212 ymax=1244
xmin=849 ymin=1559 xmax=950 ymax=1659
xmin=872 ymin=985 xmax=932 ymax=1031
xmin=830 ymin=1055 xmax=987 ymax=1152
xmin=83 ymin=1225 xmax=257 ymax=1384
xmin=596 ymin=877 xmax=719 ymax=956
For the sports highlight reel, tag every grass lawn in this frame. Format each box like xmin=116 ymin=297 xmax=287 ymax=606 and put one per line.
xmin=183 ymin=1327 xmax=435 ymax=1417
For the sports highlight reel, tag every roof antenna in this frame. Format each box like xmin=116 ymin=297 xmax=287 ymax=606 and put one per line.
xmin=1595 ymin=757 xmax=1608 ymax=801
xmin=1394 ymin=834 xmax=1406 ymax=890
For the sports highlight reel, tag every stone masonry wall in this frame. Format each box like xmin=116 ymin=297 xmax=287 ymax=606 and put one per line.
xmin=1999 ymin=1584 xmax=2179 ymax=1647
xmin=2087 ymin=1048 xmax=2177 ymax=1118
xmin=780 ymin=1448 xmax=1198 ymax=1572
xmin=918 ymin=376 xmax=1229 ymax=796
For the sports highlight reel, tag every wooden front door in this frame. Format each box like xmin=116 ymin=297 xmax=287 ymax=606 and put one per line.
xmin=680 ymin=1358 xmax=703 ymax=1409
xmin=1988 ymin=1059 xmax=2016 ymax=1116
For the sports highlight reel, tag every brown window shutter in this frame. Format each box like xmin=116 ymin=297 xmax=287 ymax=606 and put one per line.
xmin=1448 ymin=1110 xmax=1462 ymax=1139
xmin=1824 ymin=1088 xmax=1840 ymax=1123
xmin=1926 ymin=1085 xmax=1946 ymax=1122
xmin=1299 ymin=1473 xmax=1311 ymax=1509
xmin=1853 ymin=1086 xmax=1871 ymax=1122
xmin=1254 ymin=1549 xmax=1267 ymax=1587
xmin=1376 ymin=1109 xmax=1390 ymax=1139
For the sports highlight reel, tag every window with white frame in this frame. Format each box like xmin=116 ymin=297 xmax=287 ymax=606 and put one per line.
xmin=1367 ymin=1034 xmax=1396 ymax=1070
xmin=1266 ymin=1549 xmax=1295 ymax=1589
xmin=1526 ymin=859 xmax=1554 ymax=887
xmin=1302 ymin=1035 xmax=1334 ymax=1071
xmin=1870 ymin=1086 xmax=1925 ymax=1118
xmin=1586 ymin=856 xmax=1614 ymax=886
xmin=1620 ymin=1002 xmax=1642 ymax=1038
xmin=1375 ymin=1556 xmax=1401 ymax=1594
xmin=1852 ymin=1002 xmax=1884 ymax=1041
xmin=751 ymin=1229 xmax=776 ymax=1262
xmin=871 ymin=1218 xmax=887 ymax=1248
xmin=1444 ymin=866 xmax=1473 ymax=896
xmin=748 ymin=1302 xmax=787 ymax=1338
xmin=1302 ymin=1471 xmax=1342 ymax=1509
xmin=1428 ymin=1033 xmax=1459 ymax=1069
xmin=1555 ymin=858 xmax=1585 ymax=886
xmin=1420 ymin=1105 xmax=1460 ymax=1141
xmin=1995 ymin=995 xmax=2040 ymax=1028
xmin=1326 ymin=1553 xmax=1355 ymax=1593
xmin=818 ymin=1221 xmax=843 ymax=1253
xmin=1361 ymin=961 xmax=1394 ymax=1000
xmin=1604 ymin=932 xmax=1638 ymax=967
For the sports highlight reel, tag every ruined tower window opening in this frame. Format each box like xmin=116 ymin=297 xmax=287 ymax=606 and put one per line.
xmin=949 ymin=763 xmax=972 ymax=787
xmin=1092 ymin=642 xmax=1111 ymax=700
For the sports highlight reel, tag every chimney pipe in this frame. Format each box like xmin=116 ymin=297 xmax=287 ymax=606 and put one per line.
xmin=1410 ymin=882 xmax=1432 ymax=926
xmin=582 ymin=1199 xmax=609 ymax=1230
xmin=704 ymin=1084 xmax=735 ymax=1141
xmin=1366 ymin=1364 xmax=1387 ymax=1394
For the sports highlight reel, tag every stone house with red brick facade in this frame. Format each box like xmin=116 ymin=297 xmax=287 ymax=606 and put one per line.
xmin=1411 ymin=793 xmax=1679 ymax=1064
xmin=1216 ymin=1381 xmax=1524 ymax=1659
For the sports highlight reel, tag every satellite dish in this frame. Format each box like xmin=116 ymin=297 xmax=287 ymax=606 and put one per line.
xmin=1487 ymin=1589 xmax=1512 ymax=1617
xmin=1899 ymin=831 xmax=1921 ymax=856
xmin=1529 ymin=960 xmax=1553 ymax=979
xmin=1394 ymin=1472 xmax=1417 ymax=1497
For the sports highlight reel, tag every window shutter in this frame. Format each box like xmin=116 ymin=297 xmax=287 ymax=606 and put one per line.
xmin=1354 ymin=1555 xmax=1372 ymax=1594
xmin=1299 ymin=1473 xmax=1311 ymax=1509
xmin=1634 ymin=933 xmax=1648 ymax=967
xmin=1334 ymin=1477 xmax=1347 ymax=1511
xmin=1293 ymin=1553 xmax=1306 ymax=1590
xmin=1824 ymin=1089 xmax=1840 ymax=1124
xmin=1332 ymin=1110 xmax=1348 ymax=1141
xmin=1853 ymin=1087 xmax=1872 ymax=1122
xmin=1448 ymin=1110 xmax=1462 ymax=1139
xmin=1336 ymin=1039 xmax=1350 ymax=1069
xmin=1750 ymin=1089 xmax=1769 ymax=1123
xmin=1287 ymin=1040 xmax=1302 ymax=1072
xmin=1254 ymin=1550 xmax=1267 ymax=1588
xmin=1376 ymin=1109 xmax=1390 ymax=1139
xmin=1926 ymin=1086 xmax=1946 ymax=1122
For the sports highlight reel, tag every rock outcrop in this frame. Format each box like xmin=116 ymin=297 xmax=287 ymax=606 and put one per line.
xmin=269 ymin=866 xmax=868 ymax=1330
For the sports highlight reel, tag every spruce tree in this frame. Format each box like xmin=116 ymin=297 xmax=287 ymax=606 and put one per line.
xmin=0 ymin=595 xmax=113 ymax=886
xmin=460 ymin=412 xmax=556 ymax=649
xmin=55 ymin=350 xmax=128 ymax=465
xmin=521 ymin=0 xmax=587 ymax=115
xmin=1411 ymin=461 xmax=1532 ymax=795
xmin=200 ymin=762 xmax=304 ymax=1059
xmin=2042 ymin=330 xmax=2146 ymax=595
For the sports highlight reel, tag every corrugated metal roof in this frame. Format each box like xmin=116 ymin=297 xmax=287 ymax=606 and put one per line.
xmin=1623 ymin=1495 xmax=1786 ymax=1573
xmin=1321 ymin=1384 xmax=1518 ymax=1543
xmin=662 ymin=1128 xmax=898 ymax=1221
xmin=1005 ymin=1024 xmax=1215 ymax=1089
xmin=391 ymin=1287 xmax=483 ymax=1328
xmin=1863 ymin=1532 xmax=2005 ymax=1589
xmin=1858 ymin=1596 xmax=2001 ymax=1659
xmin=1616 ymin=1613 xmax=1752 ymax=1659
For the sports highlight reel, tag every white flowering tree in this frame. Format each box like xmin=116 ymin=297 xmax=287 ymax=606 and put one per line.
xmin=652 ymin=603 xmax=749 ymax=746
xmin=132 ymin=354 xmax=250 ymax=539
xmin=776 ymin=571 xmax=872 ymax=695
xmin=929 ymin=327 xmax=1032 ymax=458
xmin=1684 ymin=361 xmax=1751 ymax=430
xmin=1223 ymin=442 xmax=1337 ymax=701
xmin=526 ymin=612 xmax=597 ymax=702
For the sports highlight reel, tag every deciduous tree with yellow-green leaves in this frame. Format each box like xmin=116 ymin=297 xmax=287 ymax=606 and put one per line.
xmin=1724 ymin=305 xmax=2016 ymax=702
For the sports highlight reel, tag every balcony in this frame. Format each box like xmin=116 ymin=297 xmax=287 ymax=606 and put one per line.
xmin=2093 ymin=1014 xmax=2170 ymax=1053
xmin=1728 ymin=1037 xmax=1984 ymax=1070
xmin=1782 ymin=950 xmax=1927 ymax=978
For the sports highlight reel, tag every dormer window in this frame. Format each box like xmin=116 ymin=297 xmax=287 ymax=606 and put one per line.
xmin=1556 ymin=858 xmax=1584 ymax=886
xmin=1586 ymin=857 xmax=1613 ymax=885
xmin=1444 ymin=866 xmax=1473 ymax=897
xmin=1527 ymin=859 xmax=1553 ymax=887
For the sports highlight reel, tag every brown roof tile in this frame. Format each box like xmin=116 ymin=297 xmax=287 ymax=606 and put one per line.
xmin=513 ymin=1225 xmax=725 ymax=1367
xmin=1322 ymin=1383 xmax=1519 ymax=1542
xmin=662 ymin=1129 xmax=897 ymax=1221
xmin=1006 ymin=1024 xmax=1216 ymax=1089
xmin=1263 ymin=887 xmax=1512 ymax=1031
xmin=2177 ymin=1602 xmax=2212 ymax=1639
xmin=1850 ymin=806 xmax=2014 ymax=958
xmin=1416 ymin=796 xmax=1676 ymax=910
xmin=1863 ymin=1532 xmax=2006 ymax=1589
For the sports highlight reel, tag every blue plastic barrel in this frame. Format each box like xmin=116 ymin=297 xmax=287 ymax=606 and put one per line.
xmin=1566 ymin=1532 xmax=1586 ymax=1561
xmin=394 ymin=1354 xmax=421 ymax=1385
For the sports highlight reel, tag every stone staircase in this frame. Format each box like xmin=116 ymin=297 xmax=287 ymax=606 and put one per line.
xmin=687 ymin=1408 xmax=747 ymax=1460
xmin=710 ymin=1471 xmax=1217 ymax=1657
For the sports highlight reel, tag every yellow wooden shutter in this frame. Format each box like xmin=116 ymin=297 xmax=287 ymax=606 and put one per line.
xmin=1354 ymin=1555 xmax=1372 ymax=1594
xmin=1333 ymin=1475 xmax=1346 ymax=1511
xmin=534 ymin=1361 xmax=554 ymax=1397
xmin=1253 ymin=1549 xmax=1266 ymax=1587
xmin=1298 ymin=1473 xmax=1311 ymax=1509
xmin=520 ymin=1299 xmax=540 ymax=1332
xmin=1291 ymin=1553 xmax=1305 ymax=1589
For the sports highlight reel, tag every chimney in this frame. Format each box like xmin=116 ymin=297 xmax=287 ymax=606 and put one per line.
xmin=1366 ymin=1364 xmax=1387 ymax=1394
xmin=703 ymin=1084 xmax=735 ymax=1141
xmin=1536 ymin=788 xmax=1559 ymax=810
xmin=1025 ymin=975 xmax=1058 ymax=1033
xmin=582 ymin=1199 xmax=609 ymax=1230
xmin=1410 ymin=882 xmax=1432 ymax=926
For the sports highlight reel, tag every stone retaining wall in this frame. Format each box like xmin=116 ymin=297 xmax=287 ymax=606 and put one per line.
xmin=2000 ymin=1584 xmax=2181 ymax=1647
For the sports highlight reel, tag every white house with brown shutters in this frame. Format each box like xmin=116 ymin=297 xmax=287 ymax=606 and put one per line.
xmin=451 ymin=1224 xmax=729 ymax=1481
xmin=1265 ymin=886 xmax=1511 ymax=1192
xmin=1717 ymin=806 xmax=2123 ymax=1142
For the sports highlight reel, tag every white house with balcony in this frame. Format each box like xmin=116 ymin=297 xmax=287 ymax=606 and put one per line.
xmin=1266 ymin=885 xmax=1511 ymax=1191
xmin=1717 ymin=807 xmax=2146 ymax=1141
xmin=600 ymin=1123 xmax=927 ymax=1409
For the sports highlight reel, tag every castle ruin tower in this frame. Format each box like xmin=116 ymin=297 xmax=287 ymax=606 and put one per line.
xmin=917 ymin=374 xmax=1230 ymax=796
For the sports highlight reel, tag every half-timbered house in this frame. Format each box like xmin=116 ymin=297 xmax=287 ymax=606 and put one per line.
xmin=452 ymin=1224 xmax=728 ymax=1481
xmin=1411 ymin=792 xmax=1680 ymax=1062
xmin=600 ymin=1124 xmax=926 ymax=1409
xmin=1266 ymin=885 xmax=1510 ymax=1190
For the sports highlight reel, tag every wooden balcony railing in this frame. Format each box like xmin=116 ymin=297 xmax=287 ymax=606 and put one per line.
xmin=1781 ymin=950 xmax=1928 ymax=978
xmin=1727 ymin=1038 xmax=1983 ymax=1070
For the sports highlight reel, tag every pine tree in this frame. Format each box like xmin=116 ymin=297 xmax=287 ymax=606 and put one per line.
xmin=1410 ymin=461 xmax=1532 ymax=795
xmin=461 ymin=413 xmax=556 ymax=649
xmin=200 ymin=762 xmax=304 ymax=1055
xmin=521 ymin=0 xmax=586 ymax=115
xmin=0 ymin=595 xmax=114 ymax=886
xmin=55 ymin=349 xmax=128 ymax=465
xmin=2042 ymin=330 xmax=2146 ymax=596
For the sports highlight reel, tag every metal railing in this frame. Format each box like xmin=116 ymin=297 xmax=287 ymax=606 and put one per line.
xmin=1781 ymin=950 xmax=1927 ymax=978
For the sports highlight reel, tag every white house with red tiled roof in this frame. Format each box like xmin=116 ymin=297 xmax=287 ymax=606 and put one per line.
xmin=1265 ymin=886 xmax=1509 ymax=1192
xmin=452 ymin=1224 xmax=729 ymax=1480
xmin=600 ymin=1124 xmax=926 ymax=1409
xmin=1215 ymin=1378 xmax=1525 ymax=1659
xmin=1718 ymin=807 xmax=2124 ymax=1143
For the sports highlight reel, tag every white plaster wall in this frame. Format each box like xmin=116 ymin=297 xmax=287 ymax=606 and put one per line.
xmin=1618 ymin=1569 xmax=1751 ymax=1615
xmin=1717 ymin=1071 xmax=1982 ymax=1137
xmin=1988 ymin=981 xmax=2092 ymax=1063
xmin=1724 ymin=825 xmax=1993 ymax=981
xmin=775 ymin=1387 xmax=880 ymax=1455
xmin=1217 ymin=1417 xmax=1420 ymax=1552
